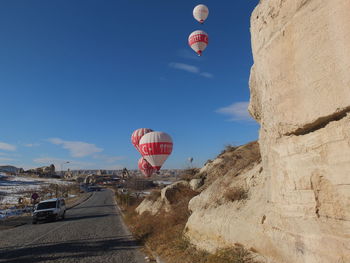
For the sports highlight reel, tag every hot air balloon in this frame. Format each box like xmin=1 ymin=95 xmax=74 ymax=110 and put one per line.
xmin=188 ymin=157 xmax=193 ymax=163
xmin=188 ymin=30 xmax=208 ymax=56
xmin=138 ymin=157 xmax=154 ymax=177
xmin=131 ymin=128 xmax=153 ymax=153
xmin=139 ymin=131 xmax=173 ymax=171
xmin=193 ymin=4 xmax=209 ymax=24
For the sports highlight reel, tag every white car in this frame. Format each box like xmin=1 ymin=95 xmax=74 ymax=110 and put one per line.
xmin=32 ymin=198 xmax=66 ymax=224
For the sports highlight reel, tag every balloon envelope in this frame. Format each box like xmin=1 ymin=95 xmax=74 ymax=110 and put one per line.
xmin=138 ymin=157 xmax=154 ymax=177
xmin=131 ymin=128 xmax=153 ymax=153
xmin=193 ymin=4 xmax=209 ymax=24
xmin=188 ymin=30 xmax=208 ymax=56
xmin=139 ymin=131 xmax=173 ymax=171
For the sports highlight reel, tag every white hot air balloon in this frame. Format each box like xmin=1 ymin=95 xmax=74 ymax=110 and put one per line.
xmin=193 ymin=4 xmax=209 ymax=24
xmin=188 ymin=30 xmax=208 ymax=56
xmin=139 ymin=131 xmax=173 ymax=171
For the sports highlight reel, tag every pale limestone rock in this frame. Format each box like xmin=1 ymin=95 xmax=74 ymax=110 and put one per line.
xmin=189 ymin=179 xmax=203 ymax=191
xmin=136 ymin=180 xmax=189 ymax=215
xmin=186 ymin=164 xmax=269 ymax=254
xmin=250 ymin=0 xmax=350 ymax=261
xmin=186 ymin=0 xmax=350 ymax=262
xmin=136 ymin=197 xmax=163 ymax=216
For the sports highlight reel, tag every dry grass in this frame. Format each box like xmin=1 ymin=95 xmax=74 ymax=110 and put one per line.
xmin=117 ymin=142 xmax=263 ymax=263
xmin=219 ymin=144 xmax=238 ymax=157
xmin=224 ymin=187 xmax=249 ymax=202
xmin=121 ymin=186 xmax=258 ymax=263
xmin=203 ymin=141 xmax=261 ymax=188
xmin=207 ymin=247 xmax=258 ymax=263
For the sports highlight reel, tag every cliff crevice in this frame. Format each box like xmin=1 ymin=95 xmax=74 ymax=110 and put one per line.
xmin=285 ymin=108 xmax=350 ymax=136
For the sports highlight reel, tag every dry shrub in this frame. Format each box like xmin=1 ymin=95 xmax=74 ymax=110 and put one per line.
xmin=207 ymin=247 xmax=257 ymax=263
xmin=180 ymin=168 xmax=200 ymax=181
xmin=206 ymin=141 xmax=261 ymax=184
xmin=204 ymin=159 xmax=213 ymax=166
xmin=165 ymin=184 xmax=197 ymax=205
xmin=146 ymin=190 xmax=161 ymax=202
xmin=224 ymin=187 xmax=248 ymax=202
xmin=219 ymin=144 xmax=238 ymax=157
xmin=116 ymin=191 xmax=142 ymax=208
xmin=123 ymin=185 xmax=201 ymax=262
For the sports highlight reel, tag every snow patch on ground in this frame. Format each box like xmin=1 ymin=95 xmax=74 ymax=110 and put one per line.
xmin=0 ymin=175 xmax=71 ymax=205
xmin=0 ymin=206 xmax=32 ymax=219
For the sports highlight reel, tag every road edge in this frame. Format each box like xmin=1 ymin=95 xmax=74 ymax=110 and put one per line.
xmin=109 ymin=188 xmax=146 ymax=263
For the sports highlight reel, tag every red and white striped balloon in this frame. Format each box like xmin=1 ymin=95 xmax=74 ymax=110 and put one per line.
xmin=131 ymin=128 xmax=153 ymax=153
xmin=188 ymin=30 xmax=208 ymax=56
xmin=193 ymin=4 xmax=209 ymax=24
xmin=139 ymin=131 xmax=173 ymax=171
xmin=138 ymin=157 xmax=154 ymax=177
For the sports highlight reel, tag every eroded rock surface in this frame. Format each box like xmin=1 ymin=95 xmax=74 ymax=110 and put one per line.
xmin=186 ymin=0 xmax=350 ymax=262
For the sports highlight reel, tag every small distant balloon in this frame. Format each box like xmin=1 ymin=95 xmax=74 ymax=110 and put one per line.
xmin=188 ymin=157 xmax=193 ymax=163
xmin=188 ymin=30 xmax=209 ymax=56
xmin=193 ymin=4 xmax=209 ymax=24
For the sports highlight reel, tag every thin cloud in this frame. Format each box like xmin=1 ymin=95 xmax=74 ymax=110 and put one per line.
xmin=216 ymin=101 xmax=253 ymax=121
xmin=48 ymin=138 xmax=103 ymax=158
xmin=24 ymin=143 xmax=40 ymax=147
xmin=169 ymin=62 xmax=214 ymax=78
xmin=200 ymin=72 xmax=213 ymax=78
xmin=0 ymin=142 xmax=16 ymax=151
xmin=169 ymin=63 xmax=199 ymax=74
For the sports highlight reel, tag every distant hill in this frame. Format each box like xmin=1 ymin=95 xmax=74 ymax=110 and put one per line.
xmin=0 ymin=165 xmax=22 ymax=174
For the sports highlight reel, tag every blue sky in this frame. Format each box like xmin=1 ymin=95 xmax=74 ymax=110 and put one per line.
xmin=0 ymin=0 xmax=260 ymax=170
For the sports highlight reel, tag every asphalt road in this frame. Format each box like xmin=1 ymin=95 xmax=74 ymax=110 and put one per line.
xmin=0 ymin=189 xmax=145 ymax=263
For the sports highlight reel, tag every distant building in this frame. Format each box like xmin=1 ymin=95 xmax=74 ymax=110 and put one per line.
xmin=26 ymin=164 xmax=55 ymax=176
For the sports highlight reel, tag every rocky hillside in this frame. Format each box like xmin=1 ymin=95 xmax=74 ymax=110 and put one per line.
xmin=136 ymin=0 xmax=350 ymax=262
xmin=136 ymin=142 xmax=263 ymax=260
xmin=187 ymin=0 xmax=350 ymax=262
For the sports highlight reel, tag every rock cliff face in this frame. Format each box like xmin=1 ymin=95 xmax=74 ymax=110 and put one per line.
xmin=249 ymin=0 xmax=350 ymax=262
xmin=186 ymin=0 xmax=350 ymax=262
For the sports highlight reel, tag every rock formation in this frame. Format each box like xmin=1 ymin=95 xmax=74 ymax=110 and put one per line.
xmin=136 ymin=181 xmax=191 ymax=215
xmin=185 ymin=0 xmax=350 ymax=262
